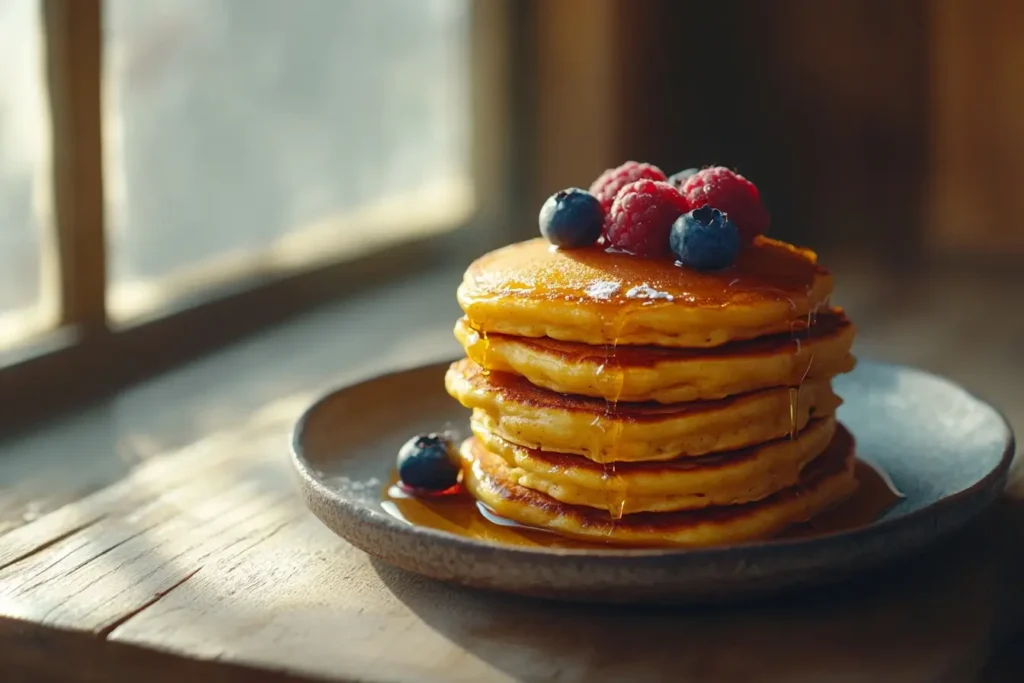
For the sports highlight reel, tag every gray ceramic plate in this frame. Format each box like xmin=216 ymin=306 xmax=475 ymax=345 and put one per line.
xmin=292 ymin=358 xmax=1014 ymax=602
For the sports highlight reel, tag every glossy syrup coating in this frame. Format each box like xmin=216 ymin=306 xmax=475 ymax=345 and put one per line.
xmin=457 ymin=236 xmax=832 ymax=348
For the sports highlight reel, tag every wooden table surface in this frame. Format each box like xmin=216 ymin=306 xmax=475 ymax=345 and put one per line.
xmin=0 ymin=264 xmax=1022 ymax=683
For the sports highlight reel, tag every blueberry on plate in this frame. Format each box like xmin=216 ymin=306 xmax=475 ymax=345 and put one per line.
xmin=670 ymin=205 xmax=741 ymax=271
xmin=538 ymin=188 xmax=603 ymax=248
xmin=668 ymin=167 xmax=699 ymax=188
xmin=397 ymin=433 xmax=460 ymax=492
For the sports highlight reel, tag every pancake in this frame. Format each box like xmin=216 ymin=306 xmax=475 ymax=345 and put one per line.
xmin=455 ymin=310 xmax=855 ymax=404
xmin=445 ymin=359 xmax=841 ymax=462
xmin=460 ymin=425 xmax=859 ymax=547
xmin=457 ymin=236 xmax=833 ymax=348
xmin=472 ymin=416 xmax=837 ymax=514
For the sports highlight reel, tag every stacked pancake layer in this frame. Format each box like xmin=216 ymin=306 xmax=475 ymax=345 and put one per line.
xmin=446 ymin=237 xmax=859 ymax=547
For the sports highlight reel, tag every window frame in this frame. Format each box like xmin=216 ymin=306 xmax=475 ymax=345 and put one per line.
xmin=0 ymin=0 xmax=525 ymax=430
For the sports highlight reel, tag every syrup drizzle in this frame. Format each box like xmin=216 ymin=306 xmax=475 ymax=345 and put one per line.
xmin=597 ymin=309 xmax=629 ymax=521
xmin=479 ymin=327 xmax=490 ymax=376
xmin=787 ymin=388 xmax=799 ymax=440
xmin=728 ymin=277 xmax=810 ymax=443
xmin=464 ymin=319 xmax=493 ymax=376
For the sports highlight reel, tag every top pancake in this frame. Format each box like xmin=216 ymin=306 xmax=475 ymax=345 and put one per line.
xmin=458 ymin=236 xmax=833 ymax=348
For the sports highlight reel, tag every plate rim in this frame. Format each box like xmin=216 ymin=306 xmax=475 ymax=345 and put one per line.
xmin=290 ymin=356 xmax=1016 ymax=563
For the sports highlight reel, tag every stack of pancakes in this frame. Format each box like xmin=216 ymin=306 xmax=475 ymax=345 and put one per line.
xmin=445 ymin=237 xmax=859 ymax=546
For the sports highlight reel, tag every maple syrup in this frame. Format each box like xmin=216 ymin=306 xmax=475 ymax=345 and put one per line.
xmin=382 ymin=481 xmax=598 ymax=549
xmin=381 ymin=457 xmax=903 ymax=550
xmin=782 ymin=458 xmax=904 ymax=538
xmin=458 ymin=238 xmax=830 ymax=351
xmin=598 ymin=310 xmax=629 ymax=519
xmin=463 ymin=320 xmax=492 ymax=376
xmin=787 ymin=387 xmax=800 ymax=440
xmin=461 ymin=238 xmax=822 ymax=312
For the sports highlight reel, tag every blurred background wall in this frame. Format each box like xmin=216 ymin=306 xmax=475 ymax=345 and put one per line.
xmin=524 ymin=0 xmax=1024 ymax=268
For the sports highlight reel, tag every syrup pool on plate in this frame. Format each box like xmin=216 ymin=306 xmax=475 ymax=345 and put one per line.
xmin=381 ymin=479 xmax=598 ymax=549
xmin=781 ymin=457 xmax=905 ymax=539
xmin=381 ymin=458 xmax=905 ymax=550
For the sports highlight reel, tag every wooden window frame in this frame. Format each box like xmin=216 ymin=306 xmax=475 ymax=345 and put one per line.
xmin=0 ymin=0 xmax=526 ymax=431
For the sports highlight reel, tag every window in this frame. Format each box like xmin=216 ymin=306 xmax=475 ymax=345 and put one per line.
xmin=103 ymin=0 xmax=475 ymax=320
xmin=0 ymin=0 xmax=514 ymax=425
xmin=0 ymin=0 xmax=56 ymax=347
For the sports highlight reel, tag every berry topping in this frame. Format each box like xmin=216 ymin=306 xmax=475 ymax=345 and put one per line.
xmin=670 ymin=205 xmax=741 ymax=271
xmin=397 ymin=433 xmax=460 ymax=492
xmin=604 ymin=180 xmax=691 ymax=257
xmin=538 ymin=188 xmax=603 ymax=248
xmin=588 ymin=161 xmax=667 ymax=214
xmin=681 ymin=166 xmax=769 ymax=243
xmin=668 ymin=167 xmax=699 ymax=189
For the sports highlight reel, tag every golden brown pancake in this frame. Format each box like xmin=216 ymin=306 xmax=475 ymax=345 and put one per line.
xmin=460 ymin=425 xmax=859 ymax=547
xmin=445 ymin=359 xmax=841 ymax=462
xmin=472 ymin=416 xmax=837 ymax=514
xmin=457 ymin=236 xmax=833 ymax=348
xmin=455 ymin=310 xmax=855 ymax=403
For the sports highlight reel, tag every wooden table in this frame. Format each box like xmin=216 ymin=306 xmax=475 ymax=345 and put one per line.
xmin=0 ymin=266 xmax=1021 ymax=682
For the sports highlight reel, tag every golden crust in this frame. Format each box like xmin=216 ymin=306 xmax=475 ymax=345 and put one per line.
xmin=474 ymin=416 xmax=836 ymax=514
xmin=445 ymin=359 xmax=841 ymax=462
xmin=458 ymin=237 xmax=833 ymax=348
xmin=460 ymin=427 xmax=859 ymax=547
xmin=455 ymin=311 xmax=855 ymax=404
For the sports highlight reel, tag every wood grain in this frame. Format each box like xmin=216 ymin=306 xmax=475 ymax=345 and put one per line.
xmin=0 ymin=266 xmax=1021 ymax=681
xmin=0 ymin=418 xmax=1021 ymax=682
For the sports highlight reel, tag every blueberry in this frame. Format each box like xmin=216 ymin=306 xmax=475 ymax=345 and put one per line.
xmin=670 ymin=205 xmax=741 ymax=271
xmin=668 ymin=167 xmax=699 ymax=188
xmin=538 ymin=188 xmax=603 ymax=248
xmin=397 ymin=433 xmax=460 ymax=492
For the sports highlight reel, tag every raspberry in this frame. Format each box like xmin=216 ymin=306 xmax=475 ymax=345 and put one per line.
xmin=589 ymin=161 xmax=667 ymax=214
xmin=604 ymin=180 xmax=691 ymax=257
xmin=681 ymin=167 xmax=769 ymax=243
